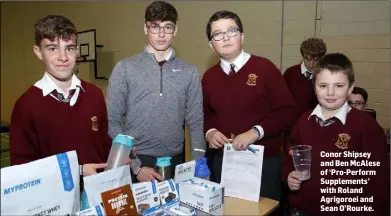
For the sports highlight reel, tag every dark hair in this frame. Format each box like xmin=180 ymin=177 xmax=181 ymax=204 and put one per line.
xmin=34 ymin=15 xmax=77 ymax=46
xmin=145 ymin=1 xmax=178 ymax=24
xmin=352 ymin=87 xmax=368 ymax=103
xmin=300 ymin=38 xmax=327 ymax=59
xmin=313 ymin=53 xmax=355 ymax=86
xmin=206 ymin=10 xmax=243 ymax=41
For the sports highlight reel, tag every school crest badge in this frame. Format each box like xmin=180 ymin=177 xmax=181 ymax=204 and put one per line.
xmin=335 ymin=133 xmax=351 ymax=149
xmin=91 ymin=116 xmax=99 ymax=131
xmin=246 ymin=73 xmax=258 ymax=86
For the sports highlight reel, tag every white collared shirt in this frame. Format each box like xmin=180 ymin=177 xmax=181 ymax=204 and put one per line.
xmin=220 ymin=50 xmax=251 ymax=75
xmin=34 ymin=72 xmax=85 ymax=106
xmin=147 ymin=45 xmax=172 ymax=61
xmin=301 ymin=62 xmax=313 ymax=79
xmin=309 ymin=101 xmax=351 ymax=125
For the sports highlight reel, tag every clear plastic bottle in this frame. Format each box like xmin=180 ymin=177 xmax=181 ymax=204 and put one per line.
xmin=156 ymin=157 xmax=172 ymax=180
xmin=105 ymin=134 xmax=134 ymax=171
xmin=195 ymin=157 xmax=211 ymax=180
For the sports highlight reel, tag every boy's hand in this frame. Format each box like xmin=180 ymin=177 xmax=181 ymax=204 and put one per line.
xmin=288 ymin=171 xmax=302 ymax=191
xmin=83 ymin=163 xmax=108 ymax=176
xmin=207 ymin=130 xmax=230 ymax=149
xmin=124 ymin=147 xmax=136 ymax=165
xmin=137 ymin=167 xmax=164 ymax=182
xmin=232 ymin=129 xmax=258 ymax=151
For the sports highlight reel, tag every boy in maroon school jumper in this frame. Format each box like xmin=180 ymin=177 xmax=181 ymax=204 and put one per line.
xmin=284 ymin=38 xmax=327 ymax=115
xmin=9 ymin=15 xmax=118 ymax=177
xmin=283 ymin=53 xmax=390 ymax=216
xmin=202 ymin=11 xmax=298 ymax=202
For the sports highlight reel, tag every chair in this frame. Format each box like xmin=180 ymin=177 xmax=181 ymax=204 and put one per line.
xmin=364 ymin=109 xmax=376 ymax=119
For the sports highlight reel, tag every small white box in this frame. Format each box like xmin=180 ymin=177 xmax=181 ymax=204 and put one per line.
xmin=157 ymin=179 xmax=180 ymax=208
xmin=131 ymin=181 xmax=161 ymax=215
xmin=167 ymin=204 xmax=196 ymax=216
xmin=76 ymin=204 xmax=105 ymax=216
xmin=178 ymin=178 xmax=224 ymax=215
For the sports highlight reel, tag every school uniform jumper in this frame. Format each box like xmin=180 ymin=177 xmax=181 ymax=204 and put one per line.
xmin=10 ymin=73 xmax=111 ymax=166
xmin=283 ymin=63 xmax=318 ymax=115
xmin=282 ymin=103 xmax=390 ymax=215
xmin=203 ymin=52 xmax=298 ymax=200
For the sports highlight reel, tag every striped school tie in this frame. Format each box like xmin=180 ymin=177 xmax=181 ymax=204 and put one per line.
xmin=228 ymin=63 xmax=236 ymax=76
xmin=52 ymin=89 xmax=76 ymax=103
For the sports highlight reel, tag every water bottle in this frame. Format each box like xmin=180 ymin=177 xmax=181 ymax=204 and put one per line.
xmin=105 ymin=134 xmax=134 ymax=171
xmin=80 ymin=189 xmax=90 ymax=211
xmin=156 ymin=157 xmax=172 ymax=180
xmin=195 ymin=157 xmax=211 ymax=180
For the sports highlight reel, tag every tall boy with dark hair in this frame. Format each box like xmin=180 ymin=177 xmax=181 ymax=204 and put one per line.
xmin=283 ymin=53 xmax=389 ymax=215
xmin=106 ymin=1 xmax=205 ymax=182
xmin=202 ymin=10 xmax=298 ymax=202
xmin=10 ymin=15 xmax=113 ymax=176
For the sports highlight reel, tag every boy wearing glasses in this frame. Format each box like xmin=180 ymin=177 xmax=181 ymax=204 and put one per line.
xmin=284 ymin=38 xmax=327 ymax=115
xmin=202 ymin=10 xmax=297 ymax=201
xmin=106 ymin=1 xmax=205 ymax=182
xmin=348 ymin=86 xmax=368 ymax=111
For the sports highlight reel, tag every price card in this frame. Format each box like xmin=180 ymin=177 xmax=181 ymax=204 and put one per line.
xmin=174 ymin=160 xmax=196 ymax=183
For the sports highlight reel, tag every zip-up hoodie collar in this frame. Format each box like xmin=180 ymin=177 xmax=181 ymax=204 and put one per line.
xmin=143 ymin=45 xmax=176 ymax=63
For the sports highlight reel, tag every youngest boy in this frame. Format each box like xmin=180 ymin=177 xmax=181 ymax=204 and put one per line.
xmin=282 ymin=53 xmax=389 ymax=215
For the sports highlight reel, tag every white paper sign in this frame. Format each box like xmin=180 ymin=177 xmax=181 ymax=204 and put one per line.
xmin=174 ymin=160 xmax=196 ymax=183
xmin=221 ymin=143 xmax=264 ymax=202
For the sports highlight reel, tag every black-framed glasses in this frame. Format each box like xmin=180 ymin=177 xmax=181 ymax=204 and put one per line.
xmin=348 ymin=101 xmax=366 ymax=106
xmin=211 ymin=28 xmax=240 ymax=41
xmin=147 ymin=23 xmax=176 ymax=34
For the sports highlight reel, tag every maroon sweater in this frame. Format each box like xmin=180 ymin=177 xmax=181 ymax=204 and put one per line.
xmin=10 ymin=80 xmax=111 ymax=166
xmin=284 ymin=64 xmax=318 ymax=114
xmin=202 ymin=55 xmax=298 ymax=156
xmin=282 ymin=108 xmax=390 ymax=216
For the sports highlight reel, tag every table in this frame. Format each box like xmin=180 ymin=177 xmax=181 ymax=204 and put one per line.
xmin=224 ymin=197 xmax=279 ymax=215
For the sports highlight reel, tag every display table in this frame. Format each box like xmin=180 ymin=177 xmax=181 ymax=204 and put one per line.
xmin=224 ymin=197 xmax=279 ymax=216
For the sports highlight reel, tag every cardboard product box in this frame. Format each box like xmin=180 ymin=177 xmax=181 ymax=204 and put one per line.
xmin=142 ymin=208 xmax=172 ymax=216
xmin=156 ymin=179 xmax=180 ymax=209
xmin=178 ymin=178 xmax=224 ymax=215
xmin=180 ymin=202 xmax=213 ymax=216
xmin=76 ymin=204 xmax=106 ymax=216
xmin=166 ymin=204 xmax=196 ymax=216
xmin=101 ymin=184 xmax=138 ymax=216
xmin=131 ymin=181 xmax=162 ymax=215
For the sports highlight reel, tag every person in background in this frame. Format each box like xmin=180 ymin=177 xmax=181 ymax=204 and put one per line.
xmin=284 ymin=38 xmax=327 ymax=115
xmin=202 ymin=10 xmax=298 ymax=206
xmin=347 ymin=86 xmax=368 ymax=111
xmin=283 ymin=53 xmax=390 ymax=215
xmin=10 ymin=15 xmax=117 ymax=177
xmin=106 ymin=1 xmax=205 ymax=182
